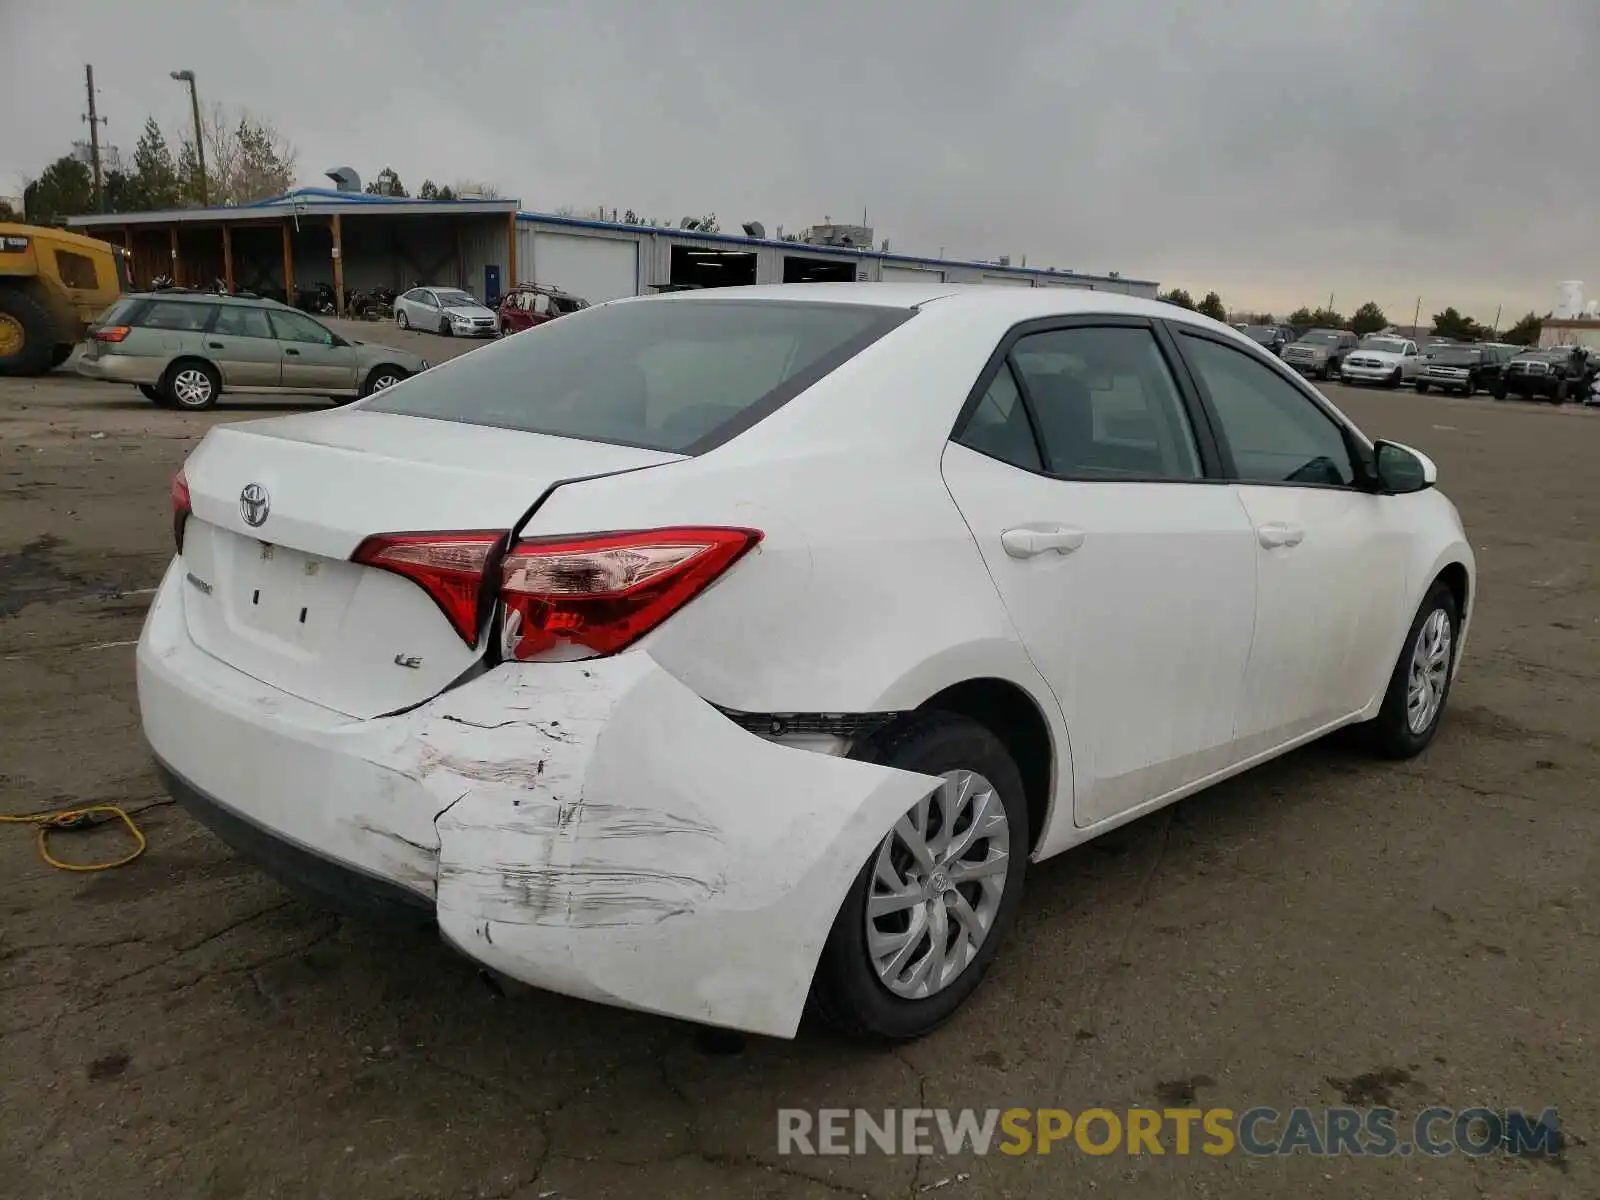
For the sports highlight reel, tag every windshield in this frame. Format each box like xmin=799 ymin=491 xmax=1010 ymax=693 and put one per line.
xmin=1241 ymin=326 xmax=1279 ymax=341
xmin=1299 ymin=330 xmax=1343 ymax=345
xmin=1433 ymin=348 xmax=1482 ymax=365
xmin=1358 ymin=338 xmax=1406 ymax=353
xmin=436 ymin=291 xmax=480 ymax=308
xmin=365 ymin=298 xmax=913 ymax=453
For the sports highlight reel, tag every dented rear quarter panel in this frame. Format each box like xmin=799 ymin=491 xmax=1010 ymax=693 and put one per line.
xmin=428 ymin=653 xmax=943 ymax=1037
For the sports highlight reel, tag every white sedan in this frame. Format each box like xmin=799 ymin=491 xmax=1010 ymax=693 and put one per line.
xmin=139 ymin=285 xmax=1474 ymax=1041
xmin=1340 ymin=335 xmax=1424 ymax=387
xmin=393 ymin=286 xmax=499 ymax=337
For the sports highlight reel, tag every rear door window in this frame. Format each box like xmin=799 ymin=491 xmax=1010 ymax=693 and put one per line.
xmin=213 ymin=306 xmax=275 ymax=338
xmin=364 ymin=298 xmax=913 ymax=453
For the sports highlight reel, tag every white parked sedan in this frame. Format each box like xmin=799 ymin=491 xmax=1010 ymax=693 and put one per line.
xmin=139 ymin=285 xmax=1474 ymax=1041
xmin=393 ymin=286 xmax=499 ymax=337
xmin=1340 ymin=335 xmax=1424 ymax=387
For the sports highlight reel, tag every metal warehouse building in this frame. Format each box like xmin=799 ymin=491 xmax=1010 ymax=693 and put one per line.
xmin=66 ymin=189 xmax=1158 ymax=311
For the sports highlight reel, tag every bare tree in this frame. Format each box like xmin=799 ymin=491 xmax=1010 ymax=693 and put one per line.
xmin=180 ymin=103 xmax=297 ymax=205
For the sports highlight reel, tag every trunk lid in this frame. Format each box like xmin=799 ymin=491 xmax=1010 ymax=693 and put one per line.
xmin=177 ymin=410 xmax=681 ymax=718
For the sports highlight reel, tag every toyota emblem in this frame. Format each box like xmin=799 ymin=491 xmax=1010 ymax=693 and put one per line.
xmin=240 ymin=483 xmax=271 ymax=528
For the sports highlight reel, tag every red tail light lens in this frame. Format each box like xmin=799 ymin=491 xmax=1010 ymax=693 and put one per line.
xmin=93 ymin=325 xmax=131 ymax=343
xmin=171 ymin=471 xmax=191 ymax=551
xmin=499 ymin=527 xmax=762 ymax=661
xmin=351 ymin=532 xmax=505 ymax=646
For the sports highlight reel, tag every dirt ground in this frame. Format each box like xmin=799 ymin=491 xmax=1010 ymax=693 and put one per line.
xmin=2 ymin=321 xmax=1596 ymax=1199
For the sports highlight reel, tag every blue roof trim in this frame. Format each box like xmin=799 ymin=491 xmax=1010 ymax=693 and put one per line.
xmin=513 ymin=210 xmax=1155 ymax=286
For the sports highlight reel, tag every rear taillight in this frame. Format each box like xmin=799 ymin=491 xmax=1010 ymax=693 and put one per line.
xmin=93 ymin=326 xmax=131 ymax=343
xmin=499 ymin=527 xmax=762 ymax=661
xmin=351 ymin=532 xmax=505 ymax=646
xmin=171 ymin=471 xmax=191 ymax=551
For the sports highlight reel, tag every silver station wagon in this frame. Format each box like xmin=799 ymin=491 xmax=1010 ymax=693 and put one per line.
xmin=77 ymin=292 xmax=430 ymax=410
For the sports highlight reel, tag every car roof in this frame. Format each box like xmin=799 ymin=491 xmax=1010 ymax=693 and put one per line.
xmin=129 ymin=290 xmax=290 ymax=309
xmin=624 ymin=281 xmax=1212 ymax=324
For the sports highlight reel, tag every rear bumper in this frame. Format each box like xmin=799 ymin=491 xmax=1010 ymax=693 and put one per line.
xmin=154 ymin=758 xmax=435 ymax=927
xmin=136 ymin=559 xmax=937 ymax=1037
xmin=76 ymin=352 xmax=162 ymax=386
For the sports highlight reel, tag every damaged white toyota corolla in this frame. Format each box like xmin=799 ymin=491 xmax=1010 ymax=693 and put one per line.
xmin=138 ymin=284 xmax=1474 ymax=1041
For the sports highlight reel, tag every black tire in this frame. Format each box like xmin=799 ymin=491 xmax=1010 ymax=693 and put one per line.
xmin=1321 ymin=360 xmax=1335 ymax=381
xmin=1553 ymin=381 xmax=1569 ymax=405
xmin=0 ymin=287 xmax=57 ymax=377
xmin=360 ymin=365 xmax=409 ymax=397
xmin=397 ymin=310 xmax=410 ymax=330
xmin=810 ymin=712 xmax=1029 ymax=1042
xmin=138 ymin=383 xmax=169 ymax=405
xmin=1386 ymin=368 xmax=1402 ymax=389
xmin=162 ymin=358 xmax=221 ymax=411
xmin=50 ymin=344 xmax=73 ymax=369
xmin=1490 ymin=384 xmax=1507 ymax=400
xmin=1414 ymin=380 xmax=1429 ymax=395
xmin=439 ymin=316 xmax=453 ymax=337
xmin=1357 ymin=581 xmax=1461 ymax=760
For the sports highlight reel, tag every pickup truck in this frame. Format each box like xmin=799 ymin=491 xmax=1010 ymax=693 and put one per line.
xmin=1414 ymin=343 xmax=1518 ymax=396
xmin=1494 ymin=346 xmax=1596 ymax=403
xmin=1281 ymin=328 xmax=1358 ymax=380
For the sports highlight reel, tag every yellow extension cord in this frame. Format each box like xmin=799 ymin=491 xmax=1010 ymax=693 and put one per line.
xmin=0 ymin=802 xmax=164 ymax=871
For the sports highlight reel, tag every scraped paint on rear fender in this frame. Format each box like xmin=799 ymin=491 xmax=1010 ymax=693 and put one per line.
xmin=425 ymin=654 xmax=942 ymax=1037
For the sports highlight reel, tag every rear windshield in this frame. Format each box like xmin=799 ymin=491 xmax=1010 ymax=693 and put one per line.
xmin=96 ymin=297 xmax=142 ymax=327
xmin=365 ymin=298 xmax=913 ymax=453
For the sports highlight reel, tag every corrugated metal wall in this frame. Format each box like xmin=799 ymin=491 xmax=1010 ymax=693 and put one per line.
xmin=459 ymin=218 xmax=512 ymax=299
xmin=513 ymin=216 xmax=1155 ymax=297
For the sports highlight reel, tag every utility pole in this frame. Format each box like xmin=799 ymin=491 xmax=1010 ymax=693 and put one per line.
xmin=1492 ymin=304 xmax=1502 ymax=337
xmin=170 ymin=70 xmax=207 ymax=205
xmin=1412 ymin=295 xmax=1422 ymax=333
xmin=83 ymin=64 xmax=107 ymax=212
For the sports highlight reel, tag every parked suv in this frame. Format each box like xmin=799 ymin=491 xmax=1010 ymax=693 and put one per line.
xmin=77 ymin=292 xmax=429 ymax=410
xmin=1415 ymin=343 xmax=1518 ymax=396
xmin=497 ymin=283 xmax=589 ymax=334
xmin=1282 ymin=328 xmax=1359 ymax=379
xmin=1495 ymin=346 xmax=1596 ymax=404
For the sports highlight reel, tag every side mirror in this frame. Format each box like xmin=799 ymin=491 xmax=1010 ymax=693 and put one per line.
xmin=1373 ymin=440 xmax=1436 ymax=494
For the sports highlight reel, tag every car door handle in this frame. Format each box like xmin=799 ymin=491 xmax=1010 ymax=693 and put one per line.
xmin=1256 ymin=522 xmax=1305 ymax=549
xmin=1000 ymin=525 xmax=1086 ymax=559
xmin=206 ymin=341 xmax=225 ymax=350
xmin=284 ymin=348 xmax=301 ymax=356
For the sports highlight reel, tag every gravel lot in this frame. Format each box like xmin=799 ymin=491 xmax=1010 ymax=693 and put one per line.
xmin=2 ymin=320 xmax=1596 ymax=1199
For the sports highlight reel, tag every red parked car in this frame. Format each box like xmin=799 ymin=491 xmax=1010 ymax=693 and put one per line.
xmin=496 ymin=284 xmax=589 ymax=333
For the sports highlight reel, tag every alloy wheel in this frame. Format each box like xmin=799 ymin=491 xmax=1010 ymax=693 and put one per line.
xmin=1405 ymin=608 xmax=1453 ymax=734
xmin=370 ymin=373 xmax=401 ymax=392
xmin=865 ymin=770 xmax=1011 ymax=999
xmin=171 ymin=368 xmax=213 ymax=408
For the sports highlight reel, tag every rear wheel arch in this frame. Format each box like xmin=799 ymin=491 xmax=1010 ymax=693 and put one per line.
xmin=908 ymin=677 xmax=1056 ymax=854
xmin=162 ymin=356 xmax=222 ymax=409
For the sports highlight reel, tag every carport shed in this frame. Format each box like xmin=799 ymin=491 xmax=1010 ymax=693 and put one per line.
xmin=65 ymin=190 xmax=521 ymax=317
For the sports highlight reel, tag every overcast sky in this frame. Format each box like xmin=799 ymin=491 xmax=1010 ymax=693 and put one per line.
xmin=4 ymin=0 xmax=1597 ymax=323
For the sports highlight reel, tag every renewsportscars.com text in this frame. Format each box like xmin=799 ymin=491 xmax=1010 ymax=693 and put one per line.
xmin=777 ymin=1106 xmax=1562 ymax=1159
